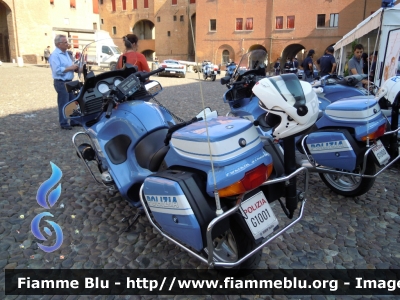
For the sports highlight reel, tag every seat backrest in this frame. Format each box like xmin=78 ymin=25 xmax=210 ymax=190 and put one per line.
xmin=135 ymin=128 xmax=170 ymax=172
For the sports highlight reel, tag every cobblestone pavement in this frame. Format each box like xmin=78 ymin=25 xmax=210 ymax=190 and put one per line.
xmin=0 ymin=63 xmax=400 ymax=300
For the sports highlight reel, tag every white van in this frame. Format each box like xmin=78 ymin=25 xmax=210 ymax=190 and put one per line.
xmin=69 ymin=30 xmax=121 ymax=71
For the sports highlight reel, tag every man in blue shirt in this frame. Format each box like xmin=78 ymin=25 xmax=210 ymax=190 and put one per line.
xmin=348 ymin=44 xmax=369 ymax=86
xmin=49 ymin=34 xmax=79 ymax=130
xmin=317 ymin=46 xmax=336 ymax=77
xmin=302 ymin=49 xmax=315 ymax=82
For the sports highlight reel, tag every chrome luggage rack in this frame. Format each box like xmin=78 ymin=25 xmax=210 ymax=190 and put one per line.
xmin=139 ymin=167 xmax=309 ymax=268
xmin=299 ymin=126 xmax=400 ymax=178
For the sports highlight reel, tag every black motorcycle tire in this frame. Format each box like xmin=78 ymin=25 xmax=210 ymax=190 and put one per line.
xmin=319 ymin=154 xmax=376 ymax=197
xmin=211 ymin=75 xmax=216 ymax=81
xmin=203 ymin=217 xmax=261 ymax=273
xmin=203 ymin=73 xmax=207 ymax=80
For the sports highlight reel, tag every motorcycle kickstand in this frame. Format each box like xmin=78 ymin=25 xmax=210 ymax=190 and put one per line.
xmin=120 ymin=210 xmax=144 ymax=232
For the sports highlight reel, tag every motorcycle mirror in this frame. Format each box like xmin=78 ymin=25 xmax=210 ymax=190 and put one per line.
xmin=63 ymin=100 xmax=82 ymax=120
xmin=220 ymin=76 xmax=231 ymax=85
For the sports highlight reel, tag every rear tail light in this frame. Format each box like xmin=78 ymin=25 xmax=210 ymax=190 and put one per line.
xmin=218 ymin=163 xmax=273 ymax=197
xmin=161 ymin=64 xmax=167 ymax=68
xmin=361 ymin=123 xmax=386 ymax=141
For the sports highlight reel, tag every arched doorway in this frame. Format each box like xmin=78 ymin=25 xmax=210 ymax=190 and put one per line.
xmin=216 ymin=44 xmax=235 ymax=68
xmin=248 ymin=44 xmax=268 ymax=68
xmin=0 ymin=1 xmax=11 ymax=62
xmin=281 ymin=43 xmax=306 ymax=65
xmin=132 ymin=20 xmax=155 ymax=59
xmin=142 ymin=49 xmax=154 ymax=62
xmin=132 ymin=20 xmax=154 ymax=40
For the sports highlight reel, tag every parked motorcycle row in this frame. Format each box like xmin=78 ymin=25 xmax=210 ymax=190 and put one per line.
xmin=62 ymin=41 xmax=400 ymax=272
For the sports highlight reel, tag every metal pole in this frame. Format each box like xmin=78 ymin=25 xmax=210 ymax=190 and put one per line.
xmin=283 ymin=136 xmax=297 ymax=219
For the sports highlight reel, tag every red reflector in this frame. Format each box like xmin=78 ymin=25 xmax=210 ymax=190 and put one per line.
xmin=241 ymin=164 xmax=268 ymax=190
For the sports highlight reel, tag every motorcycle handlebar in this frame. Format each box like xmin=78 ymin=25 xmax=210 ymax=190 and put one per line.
xmin=135 ymin=67 xmax=165 ymax=81
xmin=105 ymin=100 xmax=114 ymax=119
xmin=231 ymin=80 xmax=247 ymax=86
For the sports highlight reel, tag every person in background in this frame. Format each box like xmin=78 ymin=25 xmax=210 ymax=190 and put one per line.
xmin=116 ymin=34 xmax=150 ymax=71
xmin=349 ymin=44 xmax=365 ymax=76
xmin=348 ymin=44 xmax=369 ymax=85
xmin=273 ymin=57 xmax=281 ymax=75
xmin=302 ymin=49 xmax=315 ymax=82
xmin=49 ymin=34 xmax=80 ymax=130
xmin=316 ymin=46 xmax=337 ymax=77
xmin=284 ymin=58 xmax=291 ymax=74
xmin=44 ymin=46 xmax=51 ymax=65
xmin=154 ymin=56 xmax=159 ymax=68
xmin=291 ymin=57 xmax=298 ymax=74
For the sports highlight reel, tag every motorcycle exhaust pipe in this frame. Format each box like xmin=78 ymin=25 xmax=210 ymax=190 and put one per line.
xmin=77 ymin=143 xmax=96 ymax=161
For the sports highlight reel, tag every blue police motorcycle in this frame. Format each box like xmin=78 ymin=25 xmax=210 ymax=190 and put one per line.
xmin=311 ymin=74 xmax=376 ymax=110
xmin=225 ymin=61 xmax=237 ymax=78
xmin=221 ymin=49 xmax=400 ymax=197
xmin=61 ymin=40 xmax=312 ymax=271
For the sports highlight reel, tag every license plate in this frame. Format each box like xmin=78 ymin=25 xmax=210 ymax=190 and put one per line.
xmin=372 ymin=139 xmax=390 ymax=166
xmin=240 ymin=191 xmax=279 ymax=240
xmin=170 ymin=71 xmax=176 ymax=74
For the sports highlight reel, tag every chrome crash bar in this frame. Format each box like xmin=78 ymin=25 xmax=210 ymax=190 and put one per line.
xmin=300 ymin=126 xmax=400 ymax=178
xmin=72 ymin=131 xmax=108 ymax=187
xmin=139 ymin=166 xmax=309 ymax=268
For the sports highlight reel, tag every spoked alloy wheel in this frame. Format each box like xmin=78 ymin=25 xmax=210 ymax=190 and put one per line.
xmin=204 ymin=220 xmax=261 ymax=272
xmin=319 ymin=157 xmax=376 ymax=197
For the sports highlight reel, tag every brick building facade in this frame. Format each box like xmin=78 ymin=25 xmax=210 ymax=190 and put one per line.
xmin=99 ymin=0 xmax=381 ymax=69
xmin=98 ymin=0 xmax=196 ymax=62
xmin=0 ymin=0 xmax=100 ymax=63
xmin=0 ymin=0 xmax=382 ymax=67
xmin=195 ymin=0 xmax=382 ymax=70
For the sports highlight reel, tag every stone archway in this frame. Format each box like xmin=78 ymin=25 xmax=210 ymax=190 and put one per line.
xmin=281 ymin=43 xmax=306 ymax=66
xmin=216 ymin=44 xmax=235 ymax=68
xmin=247 ymin=44 xmax=268 ymax=67
xmin=142 ymin=49 xmax=154 ymax=62
xmin=132 ymin=19 xmax=155 ymax=58
xmin=0 ymin=1 xmax=11 ymax=62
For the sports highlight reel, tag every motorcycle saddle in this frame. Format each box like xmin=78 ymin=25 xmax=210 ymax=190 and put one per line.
xmin=135 ymin=128 xmax=170 ymax=172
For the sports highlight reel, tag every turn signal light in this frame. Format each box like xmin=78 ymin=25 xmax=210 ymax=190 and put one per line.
xmin=361 ymin=124 xmax=386 ymax=141
xmin=218 ymin=163 xmax=273 ymax=197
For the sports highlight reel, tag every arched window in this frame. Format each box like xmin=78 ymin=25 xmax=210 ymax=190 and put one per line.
xmin=222 ymin=50 xmax=229 ymax=65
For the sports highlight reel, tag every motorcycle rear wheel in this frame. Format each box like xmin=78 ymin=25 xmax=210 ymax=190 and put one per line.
xmin=211 ymin=75 xmax=216 ymax=81
xmin=204 ymin=219 xmax=261 ymax=272
xmin=319 ymin=156 xmax=376 ymax=197
xmin=203 ymin=73 xmax=207 ymax=80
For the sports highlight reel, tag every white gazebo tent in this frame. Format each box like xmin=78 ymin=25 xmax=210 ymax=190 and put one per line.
xmin=333 ymin=4 xmax=400 ymax=86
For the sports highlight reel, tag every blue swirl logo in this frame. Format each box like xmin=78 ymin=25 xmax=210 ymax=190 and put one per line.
xmin=31 ymin=162 xmax=64 ymax=252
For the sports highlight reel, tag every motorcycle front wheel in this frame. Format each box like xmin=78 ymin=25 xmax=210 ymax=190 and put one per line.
xmin=204 ymin=218 xmax=261 ymax=273
xmin=319 ymin=156 xmax=376 ymax=197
